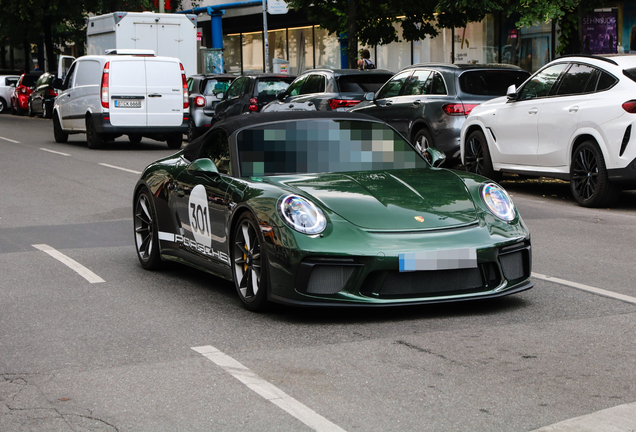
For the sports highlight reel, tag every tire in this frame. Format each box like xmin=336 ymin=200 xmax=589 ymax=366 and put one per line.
xmin=53 ymin=114 xmax=68 ymax=143
xmin=413 ymin=128 xmax=433 ymax=156
xmin=42 ymin=102 xmax=50 ymax=119
xmin=11 ymin=99 xmax=17 ymax=115
xmin=16 ymin=100 xmax=25 ymax=116
xmin=27 ymin=101 xmax=34 ymax=117
xmin=232 ymin=212 xmax=270 ymax=311
xmin=128 ymin=134 xmax=142 ymax=144
xmin=86 ymin=117 xmax=103 ymax=149
xmin=188 ymin=119 xmax=200 ymax=142
xmin=570 ymin=141 xmax=621 ymax=208
xmin=134 ymin=189 xmax=163 ymax=270
xmin=0 ymin=97 xmax=6 ymax=113
xmin=166 ymin=133 xmax=182 ymax=149
xmin=464 ymin=129 xmax=501 ymax=182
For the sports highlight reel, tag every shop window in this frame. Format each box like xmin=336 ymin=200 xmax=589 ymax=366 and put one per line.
xmin=223 ymin=35 xmax=242 ymax=75
xmin=314 ymin=27 xmax=340 ymax=69
xmin=242 ymin=32 xmax=264 ymax=73
xmin=454 ymin=15 xmax=496 ymax=64
xmin=289 ymin=26 xmax=314 ymax=74
xmin=501 ymin=16 xmax=552 ymax=73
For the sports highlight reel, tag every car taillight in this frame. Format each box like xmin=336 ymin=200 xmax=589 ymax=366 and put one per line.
xmin=180 ymin=63 xmax=189 ymax=109
xmin=101 ymin=61 xmax=109 ymax=109
xmin=195 ymin=96 xmax=205 ymax=107
xmin=442 ymin=103 xmax=478 ymax=116
xmin=249 ymin=97 xmax=258 ymax=112
xmin=622 ymin=100 xmax=636 ymax=113
xmin=20 ymin=87 xmax=27 ymax=94
xmin=45 ymin=89 xmax=57 ymax=98
xmin=328 ymin=99 xmax=361 ymax=110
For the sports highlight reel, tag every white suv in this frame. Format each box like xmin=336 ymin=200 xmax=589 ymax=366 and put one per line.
xmin=461 ymin=54 xmax=636 ymax=207
xmin=52 ymin=49 xmax=189 ymax=149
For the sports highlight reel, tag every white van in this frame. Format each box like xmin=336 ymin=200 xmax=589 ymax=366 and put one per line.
xmin=52 ymin=49 xmax=189 ymax=149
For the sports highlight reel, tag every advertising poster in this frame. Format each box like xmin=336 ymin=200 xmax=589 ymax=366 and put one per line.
xmin=624 ymin=2 xmax=636 ymax=53
xmin=582 ymin=11 xmax=618 ymax=54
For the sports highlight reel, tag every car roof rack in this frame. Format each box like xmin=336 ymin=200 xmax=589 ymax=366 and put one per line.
xmin=104 ymin=49 xmax=156 ymax=56
xmin=555 ymin=54 xmax=618 ymax=66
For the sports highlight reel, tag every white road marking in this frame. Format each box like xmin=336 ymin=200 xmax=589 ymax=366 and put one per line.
xmin=40 ymin=148 xmax=71 ymax=156
xmin=192 ymin=345 xmax=347 ymax=432
xmin=0 ymin=136 xmax=20 ymax=143
xmin=98 ymin=163 xmax=142 ymax=175
xmin=531 ymin=401 xmax=636 ymax=431
xmin=32 ymin=244 xmax=105 ymax=284
xmin=533 ymin=272 xmax=636 ymax=305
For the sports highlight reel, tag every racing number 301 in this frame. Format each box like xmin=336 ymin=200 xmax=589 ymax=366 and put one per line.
xmin=190 ymin=203 xmax=210 ymax=235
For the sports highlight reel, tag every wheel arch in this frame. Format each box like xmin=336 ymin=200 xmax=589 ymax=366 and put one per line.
xmin=409 ymin=120 xmax=432 ymax=142
xmin=569 ymin=131 xmax=609 ymax=167
xmin=461 ymin=124 xmax=488 ymax=163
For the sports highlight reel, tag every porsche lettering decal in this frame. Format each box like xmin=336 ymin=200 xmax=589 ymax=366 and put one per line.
xmin=159 ymin=231 xmax=230 ymax=265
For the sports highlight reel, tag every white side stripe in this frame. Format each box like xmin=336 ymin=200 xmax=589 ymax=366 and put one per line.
xmin=33 ymin=244 xmax=105 ymax=284
xmin=193 ymin=345 xmax=347 ymax=432
xmin=158 ymin=232 xmax=175 ymax=241
xmin=0 ymin=136 xmax=20 ymax=143
xmin=40 ymin=148 xmax=71 ymax=156
xmin=533 ymin=272 xmax=636 ymax=305
xmin=98 ymin=163 xmax=142 ymax=174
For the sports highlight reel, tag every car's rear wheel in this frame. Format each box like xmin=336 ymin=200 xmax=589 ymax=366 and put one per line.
xmin=570 ymin=141 xmax=621 ymax=208
xmin=134 ymin=189 xmax=163 ymax=270
xmin=128 ymin=134 xmax=142 ymax=144
xmin=188 ymin=119 xmax=200 ymax=142
xmin=166 ymin=133 xmax=182 ymax=149
xmin=0 ymin=97 xmax=7 ymax=113
xmin=413 ymin=128 xmax=433 ymax=156
xmin=53 ymin=114 xmax=68 ymax=143
xmin=16 ymin=100 xmax=25 ymax=116
xmin=86 ymin=117 xmax=104 ymax=149
xmin=232 ymin=213 xmax=270 ymax=311
xmin=28 ymin=100 xmax=34 ymax=117
xmin=464 ymin=129 xmax=501 ymax=181
xmin=42 ymin=102 xmax=50 ymax=119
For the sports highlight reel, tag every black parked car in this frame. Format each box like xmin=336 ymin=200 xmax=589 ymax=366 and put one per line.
xmin=213 ymin=73 xmax=295 ymax=122
xmin=263 ymin=68 xmax=394 ymax=112
xmin=187 ymin=73 xmax=235 ymax=141
xmin=28 ymin=72 xmax=58 ymax=118
xmin=349 ymin=63 xmax=530 ymax=162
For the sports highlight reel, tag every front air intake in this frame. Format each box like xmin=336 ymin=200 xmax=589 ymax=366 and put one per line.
xmin=306 ymin=265 xmax=355 ymax=295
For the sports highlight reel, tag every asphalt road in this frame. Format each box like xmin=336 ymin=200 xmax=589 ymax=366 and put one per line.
xmin=1 ymin=113 xmax=635 ymax=431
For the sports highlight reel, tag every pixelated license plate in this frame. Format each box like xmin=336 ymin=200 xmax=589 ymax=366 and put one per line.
xmin=399 ymin=248 xmax=477 ymax=272
xmin=114 ymin=100 xmax=142 ymax=108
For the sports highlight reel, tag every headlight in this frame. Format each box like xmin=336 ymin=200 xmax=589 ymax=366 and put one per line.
xmin=278 ymin=195 xmax=327 ymax=235
xmin=480 ymin=183 xmax=516 ymax=222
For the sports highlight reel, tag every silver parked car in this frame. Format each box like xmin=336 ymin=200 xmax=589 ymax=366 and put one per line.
xmin=0 ymin=74 xmax=20 ymax=113
xmin=349 ymin=63 xmax=530 ymax=163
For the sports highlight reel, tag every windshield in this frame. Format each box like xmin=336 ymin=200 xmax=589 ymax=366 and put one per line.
xmin=338 ymin=74 xmax=393 ymax=93
xmin=21 ymin=74 xmax=40 ymax=87
xmin=459 ymin=70 xmax=530 ymax=96
xmin=203 ymin=79 xmax=232 ymax=96
xmin=237 ymin=119 xmax=428 ymax=177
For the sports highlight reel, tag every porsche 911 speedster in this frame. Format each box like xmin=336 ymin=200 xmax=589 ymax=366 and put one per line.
xmin=133 ymin=112 xmax=532 ymax=311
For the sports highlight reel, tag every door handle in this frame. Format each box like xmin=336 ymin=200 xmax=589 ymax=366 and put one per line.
xmin=528 ymin=108 xmax=538 ymax=114
xmin=569 ymin=106 xmax=579 ymax=112
xmin=384 ymin=101 xmax=393 ymax=107
xmin=412 ymin=100 xmax=421 ymax=106
xmin=148 ymin=93 xmax=162 ymax=98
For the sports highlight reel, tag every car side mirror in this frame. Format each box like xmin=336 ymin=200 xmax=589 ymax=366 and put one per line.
xmin=506 ymin=84 xmax=518 ymax=101
xmin=52 ymin=78 xmax=64 ymax=90
xmin=425 ymin=147 xmax=446 ymax=168
xmin=364 ymin=92 xmax=374 ymax=101
xmin=276 ymin=89 xmax=286 ymax=101
xmin=187 ymin=158 xmax=220 ymax=179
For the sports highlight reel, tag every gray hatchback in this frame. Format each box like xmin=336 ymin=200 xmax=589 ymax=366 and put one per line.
xmin=349 ymin=63 xmax=530 ymax=163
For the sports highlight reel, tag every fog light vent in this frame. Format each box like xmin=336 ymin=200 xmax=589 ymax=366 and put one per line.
xmin=500 ymin=251 xmax=527 ymax=281
xmin=307 ymin=266 xmax=355 ymax=295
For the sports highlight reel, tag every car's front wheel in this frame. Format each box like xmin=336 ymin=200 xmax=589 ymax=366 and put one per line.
xmin=232 ymin=213 xmax=270 ymax=311
xmin=86 ymin=117 xmax=104 ymax=149
xmin=464 ymin=129 xmax=501 ymax=181
xmin=134 ymin=189 xmax=163 ymax=270
xmin=53 ymin=114 xmax=68 ymax=143
xmin=28 ymin=100 xmax=34 ymax=117
xmin=413 ymin=129 xmax=433 ymax=156
xmin=0 ymin=97 xmax=6 ymax=113
xmin=570 ymin=141 xmax=621 ymax=208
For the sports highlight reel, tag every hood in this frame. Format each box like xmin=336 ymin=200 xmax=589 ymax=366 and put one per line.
xmin=274 ymin=169 xmax=478 ymax=230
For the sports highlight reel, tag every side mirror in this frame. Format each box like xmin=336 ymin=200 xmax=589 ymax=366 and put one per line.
xmin=52 ymin=78 xmax=64 ymax=90
xmin=506 ymin=84 xmax=518 ymax=101
xmin=425 ymin=147 xmax=446 ymax=168
xmin=214 ymin=92 xmax=224 ymax=100
xmin=187 ymin=158 xmax=220 ymax=179
xmin=364 ymin=92 xmax=374 ymax=101
xmin=276 ymin=89 xmax=286 ymax=101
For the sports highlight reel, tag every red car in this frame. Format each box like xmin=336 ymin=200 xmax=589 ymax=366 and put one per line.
xmin=11 ymin=72 xmax=43 ymax=115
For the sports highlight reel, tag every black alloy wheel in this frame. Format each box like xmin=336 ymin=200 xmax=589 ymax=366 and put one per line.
xmin=134 ymin=189 xmax=162 ymax=270
xmin=464 ymin=129 xmax=501 ymax=181
xmin=232 ymin=213 xmax=269 ymax=311
xmin=413 ymin=129 xmax=433 ymax=156
xmin=86 ymin=117 xmax=104 ymax=149
xmin=53 ymin=114 xmax=68 ymax=143
xmin=570 ymin=141 xmax=620 ymax=208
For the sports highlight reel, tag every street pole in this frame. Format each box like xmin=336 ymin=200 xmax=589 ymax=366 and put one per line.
xmin=263 ymin=0 xmax=269 ymax=72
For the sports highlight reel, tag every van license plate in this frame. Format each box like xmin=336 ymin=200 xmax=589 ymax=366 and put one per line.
xmin=114 ymin=100 xmax=141 ymax=108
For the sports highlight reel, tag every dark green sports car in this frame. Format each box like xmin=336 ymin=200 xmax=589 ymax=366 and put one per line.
xmin=133 ymin=112 xmax=532 ymax=311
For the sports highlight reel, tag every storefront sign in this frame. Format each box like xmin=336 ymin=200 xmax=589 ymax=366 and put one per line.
xmin=268 ymin=0 xmax=288 ymax=14
xmin=582 ymin=11 xmax=618 ymax=54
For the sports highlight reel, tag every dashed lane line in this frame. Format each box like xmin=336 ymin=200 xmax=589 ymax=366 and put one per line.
xmin=0 ymin=136 xmax=20 ymax=143
xmin=98 ymin=163 xmax=142 ymax=175
xmin=533 ymin=272 xmax=636 ymax=305
xmin=192 ymin=345 xmax=347 ymax=432
xmin=40 ymin=148 xmax=71 ymax=156
xmin=531 ymin=401 xmax=636 ymax=431
xmin=32 ymin=244 xmax=105 ymax=284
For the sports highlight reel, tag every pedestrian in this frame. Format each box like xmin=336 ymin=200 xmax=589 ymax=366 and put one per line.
xmin=357 ymin=49 xmax=375 ymax=70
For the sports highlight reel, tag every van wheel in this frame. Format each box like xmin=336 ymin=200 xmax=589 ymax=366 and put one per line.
xmin=129 ymin=134 xmax=142 ymax=144
xmin=86 ymin=117 xmax=104 ymax=149
xmin=53 ymin=115 xmax=68 ymax=143
xmin=166 ymin=133 xmax=182 ymax=149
